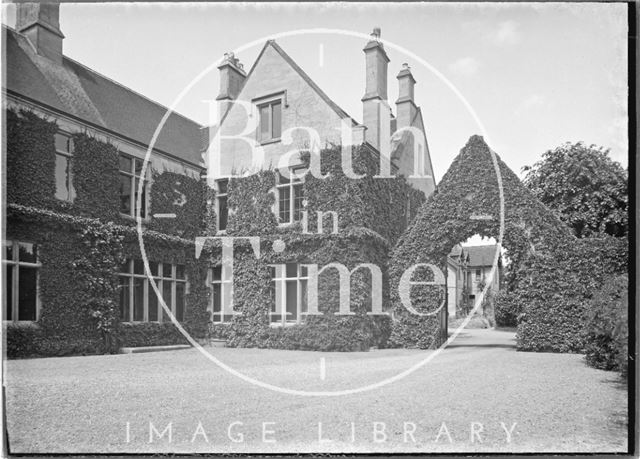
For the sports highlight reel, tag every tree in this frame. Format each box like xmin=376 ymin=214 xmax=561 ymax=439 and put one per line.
xmin=522 ymin=142 xmax=628 ymax=238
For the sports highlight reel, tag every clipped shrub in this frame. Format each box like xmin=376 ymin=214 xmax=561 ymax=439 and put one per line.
xmin=494 ymin=291 xmax=521 ymax=327
xmin=583 ymin=274 xmax=628 ymax=374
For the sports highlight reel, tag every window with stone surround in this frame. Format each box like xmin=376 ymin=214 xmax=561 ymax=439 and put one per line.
xmin=119 ymin=154 xmax=148 ymax=218
xmin=3 ymin=240 xmax=40 ymax=322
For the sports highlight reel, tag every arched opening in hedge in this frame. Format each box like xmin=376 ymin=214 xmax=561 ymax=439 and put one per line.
xmin=389 ymin=135 xmax=575 ymax=349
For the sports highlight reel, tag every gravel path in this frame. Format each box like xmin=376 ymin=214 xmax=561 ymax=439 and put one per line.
xmin=3 ymin=328 xmax=628 ymax=454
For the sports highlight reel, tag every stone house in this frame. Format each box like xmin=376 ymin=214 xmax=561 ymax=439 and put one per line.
xmin=446 ymin=244 xmax=502 ymax=317
xmin=3 ymin=3 xmax=437 ymax=353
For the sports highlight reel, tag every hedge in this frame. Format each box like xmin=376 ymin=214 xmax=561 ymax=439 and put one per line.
xmin=583 ymin=274 xmax=628 ymax=375
xmin=389 ymin=135 xmax=573 ymax=349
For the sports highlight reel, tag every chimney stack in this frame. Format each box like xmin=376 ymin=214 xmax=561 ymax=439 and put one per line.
xmin=396 ymin=63 xmax=417 ymax=129
xmin=16 ymin=3 xmax=64 ymax=64
xmin=361 ymin=27 xmax=390 ymax=152
xmin=216 ymin=52 xmax=247 ymax=116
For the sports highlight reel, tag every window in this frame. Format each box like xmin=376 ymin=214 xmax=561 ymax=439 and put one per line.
xmin=118 ymin=259 xmax=186 ymax=322
xmin=475 ymin=269 xmax=482 ymax=281
xmin=54 ymin=132 xmax=76 ymax=202
xmin=258 ymin=99 xmax=282 ymax=143
xmin=3 ymin=241 xmax=40 ymax=322
xmin=119 ymin=154 xmax=148 ymax=218
xmin=269 ymin=263 xmax=308 ymax=325
xmin=209 ymin=265 xmax=232 ymax=323
xmin=276 ymin=168 xmax=304 ymax=224
xmin=215 ymin=179 xmax=229 ymax=232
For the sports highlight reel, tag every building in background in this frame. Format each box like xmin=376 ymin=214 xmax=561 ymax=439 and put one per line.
xmin=447 ymin=244 xmax=502 ymax=317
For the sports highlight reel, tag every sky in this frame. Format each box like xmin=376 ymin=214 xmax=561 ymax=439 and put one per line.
xmin=2 ymin=2 xmax=629 ymax=182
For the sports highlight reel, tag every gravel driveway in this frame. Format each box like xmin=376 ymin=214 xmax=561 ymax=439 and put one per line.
xmin=3 ymin=328 xmax=628 ymax=454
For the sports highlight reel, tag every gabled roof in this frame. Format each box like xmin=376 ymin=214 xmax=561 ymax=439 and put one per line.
xmin=3 ymin=26 xmax=203 ymax=166
xmin=463 ymin=244 xmax=500 ymax=267
xmin=216 ymin=40 xmax=359 ymax=130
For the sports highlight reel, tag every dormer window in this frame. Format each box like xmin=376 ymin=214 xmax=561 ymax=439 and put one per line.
xmin=257 ymin=98 xmax=282 ymax=144
xmin=54 ymin=132 xmax=76 ymax=202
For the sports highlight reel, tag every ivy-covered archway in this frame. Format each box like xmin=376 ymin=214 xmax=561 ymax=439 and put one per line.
xmin=389 ymin=135 xmax=576 ymax=349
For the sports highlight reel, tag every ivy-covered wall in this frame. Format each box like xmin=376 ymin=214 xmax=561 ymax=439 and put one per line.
xmin=4 ymin=108 xmax=212 ymax=358
xmin=214 ymin=145 xmax=423 ymax=351
xmin=6 ymin=108 xmax=208 ymax=236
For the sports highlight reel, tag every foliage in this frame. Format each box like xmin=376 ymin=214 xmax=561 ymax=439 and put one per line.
xmin=149 ymin=171 xmax=208 ymax=239
xmin=583 ymin=274 xmax=628 ymax=375
xmin=117 ymin=322 xmax=188 ymax=347
xmin=5 ymin=109 xmax=214 ymax=358
xmin=390 ymin=135 xmax=573 ymax=349
xmin=218 ymin=144 xmax=422 ymax=351
xmin=494 ymin=291 xmax=521 ymax=327
xmin=523 ymin=142 xmax=628 ymax=238
xmin=516 ymin=236 xmax=628 ymax=352
xmin=6 ymin=109 xmax=57 ymax=207
xmin=71 ymin=133 xmax=121 ymax=220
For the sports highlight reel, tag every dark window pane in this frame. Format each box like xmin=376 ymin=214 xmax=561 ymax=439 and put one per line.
xmin=133 ymin=278 xmax=144 ymax=321
xmin=176 ymin=265 xmax=185 ymax=280
xmin=259 ymin=105 xmax=270 ymax=140
xmin=148 ymin=286 xmax=158 ymax=322
xmin=271 ymin=101 xmax=282 ymax=138
xmin=175 ymin=283 xmax=185 ymax=321
xmin=18 ymin=243 xmax=37 ymax=263
xmin=133 ymin=259 xmax=144 ymax=275
xmin=212 ymin=266 xmax=222 ymax=281
xmin=134 ymin=158 xmax=144 ymax=176
xmin=119 ymin=276 xmax=130 ymax=321
xmin=285 ymin=263 xmax=297 ymax=277
xmin=163 ymin=263 xmax=173 ymax=278
xmin=119 ymin=259 xmax=130 ymax=273
xmin=119 ymin=174 xmax=132 ymax=215
xmin=149 ymin=261 xmax=159 ymax=277
xmin=212 ymin=283 xmax=221 ymax=322
xmin=217 ymin=179 xmax=228 ymax=195
xmin=4 ymin=241 xmax=13 ymax=261
xmin=162 ymin=280 xmax=172 ymax=322
xmin=119 ymin=155 xmax=132 ymax=173
xmin=18 ymin=267 xmax=37 ymax=321
xmin=135 ymin=178 xmax=146 ymax=218
xmin=286 ymin=279 xmax=297 ymax=321
xmin=218 ymin=196 xmax=228 ymax=231
xmin=5 ymin=267 xmax=13 ymax=321
xmin=279 ymin=187 xmax=290 ymax=223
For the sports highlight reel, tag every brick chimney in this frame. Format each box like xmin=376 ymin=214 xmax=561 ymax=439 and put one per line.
xmin=16 ymin=3 xmax=64 ymax=64
xmin=216 ymin=52 xmax=247 ymax=115
xmin=361 ymin=27 xmax=390 ymax=152
xmin=396 ymin=63 xmax=417 ymax=130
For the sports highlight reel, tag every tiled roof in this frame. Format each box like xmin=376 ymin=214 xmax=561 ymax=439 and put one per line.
xmin=464 ymin=244 xmax=500 ymax=267
xmin=4 ymin=26 xmax=203 ymax=166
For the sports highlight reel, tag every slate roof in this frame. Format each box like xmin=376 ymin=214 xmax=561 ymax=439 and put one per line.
xmin=464 ymin=244 xmax=500 ymax=267
xmin=3 ymin=26 xmax=203 ymax=166
xmin=448 ymin=244 xmax=500 ymax=267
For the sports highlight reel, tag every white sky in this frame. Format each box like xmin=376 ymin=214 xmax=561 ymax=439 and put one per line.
xmin=3 ymin=2 xmax=629 ymax=181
